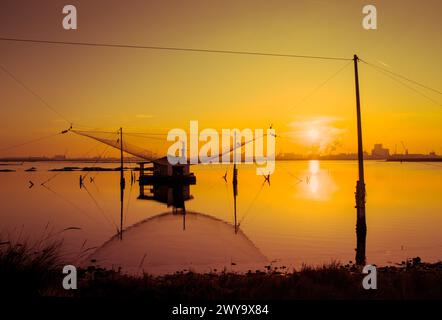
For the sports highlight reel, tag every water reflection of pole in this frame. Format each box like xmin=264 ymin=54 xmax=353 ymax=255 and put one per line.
xmin=233 ymin=132 xmax=238 ymax=234
xmin=182 ymin=209 xmax=186 ymax=231
xmin=353 ymin=55 xmax=367 ymax=265
xmin=181 ymin=186 xmax=186 ymax=231
xmin=119 ymin=127 xmax=126 ymax=240
xmin=233 ymin=163 xmax=238 ymax=234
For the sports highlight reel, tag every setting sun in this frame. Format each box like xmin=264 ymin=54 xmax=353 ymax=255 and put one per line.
xmin=307 ymin=128 xmax=320 ymax=142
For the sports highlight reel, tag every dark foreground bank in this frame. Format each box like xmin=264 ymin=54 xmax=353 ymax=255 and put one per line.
xmin=71 ymin=260 xmax=442 ymax=300
xmin=1 ymin=238 xmax=441 ymax=300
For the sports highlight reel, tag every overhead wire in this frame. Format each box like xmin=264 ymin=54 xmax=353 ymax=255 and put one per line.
xmin=238 ymin=180 xmax=267 ymax=227
xmin=0 ymin=132 xmax=62 ymax=153
xmin=285 ymin=60 xmax=353 ymax=114
xmin=360 ymin=59 xmax=441 ymax=95
xmin=82 ymin=184 xmax=118 ymax=232
xmin=81 ymin=139 xmax=115 ymax=180
xmin=0 ymin=63 xmax=72 ymax=124
xmin=40 ymin=170 xmax=64 ymax=186
xmin=0 ymin=37 xmax=352 ymax=61
xmin=360 ymin=60 xmax=441 ymax=107
xmin=41 ymin=184 xmax=97 ymax=222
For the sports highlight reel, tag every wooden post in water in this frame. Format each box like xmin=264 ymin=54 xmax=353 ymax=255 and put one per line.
xmin=119 ymin=127 xmax=125 ymax=240
xmin=353 ymin=55 xmax=367 ymax=265
xmin=233 ymin=131 xmax=238 ymax=234
xmin=233 ymin=163 xmax=238 ymax=234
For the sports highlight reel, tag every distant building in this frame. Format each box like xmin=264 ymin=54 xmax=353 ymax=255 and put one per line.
xmin=371 ymin=144 xmax=390 ymax=159
xmin=276 ymin=152 xmax=303 ymax=160
xmin=52 ymin=154 xmax=66 ymax=160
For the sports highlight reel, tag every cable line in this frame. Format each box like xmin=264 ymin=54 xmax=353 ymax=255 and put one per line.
xmin=362 ymin=61 xmax=441 ymax=107
xmin=238 ymin=181 xmax=266 ymax=227
xmin=81 ymin=141 xmax=114 ymax=180
xmin=40 ymin=171 xmax=64 ymax=186
xmin=41 ymin=184 xmax=98 ymax=223
xmin=286 ymin=60 xmax=352 ymax=114
xmin=82 ymin=184 xmax=118 ymax=231
xmin=0 ymin=132 xmax=61 ymax=153
xmin=0 ymin=63 xmax=72 ymax=124
xmin=360 ymin=59 xmax=441 ymax=95
xmin=0 ymin=37 xmax=351 ymax=61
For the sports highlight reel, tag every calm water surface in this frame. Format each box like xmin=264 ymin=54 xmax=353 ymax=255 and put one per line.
xmin=0 ymin=160 xmax=441 ymax=274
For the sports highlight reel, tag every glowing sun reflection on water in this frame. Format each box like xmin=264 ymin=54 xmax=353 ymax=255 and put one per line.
xmin=295 ymin=160 xmax=337 ymax=201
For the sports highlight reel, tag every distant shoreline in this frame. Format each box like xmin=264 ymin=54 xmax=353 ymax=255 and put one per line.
xmin=1 ymin=158 xmax=442 ymax=164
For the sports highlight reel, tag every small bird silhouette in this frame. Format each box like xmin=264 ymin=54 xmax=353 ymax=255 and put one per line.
xmin=222 ymin=170 xmax=228 ymax=182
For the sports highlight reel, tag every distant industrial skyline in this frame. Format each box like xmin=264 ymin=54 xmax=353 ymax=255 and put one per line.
xmin=1 ymin=142 xmax=440 ymax=162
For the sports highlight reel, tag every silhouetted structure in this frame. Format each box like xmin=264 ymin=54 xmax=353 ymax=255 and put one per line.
xmin=353 ymin=55 xmax=367 ymax=265
xmin=138 ymin=157 xmax=195 ymax=186
xmin=138 ymin=157 xmax=196 ymax=213
xmin=371 ymin=143 xmax=390 ymax=159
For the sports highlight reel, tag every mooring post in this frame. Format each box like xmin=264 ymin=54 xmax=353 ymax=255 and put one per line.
xmin=353 ymin=54 xmax=367 ymax=265
xmin=119 ymin=127 xmax=125 ymax=240
xmin=232 ymin=131 xmax=238 ymax=234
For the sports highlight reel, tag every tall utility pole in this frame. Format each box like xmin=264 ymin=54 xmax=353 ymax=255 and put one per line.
xmin=353 ymin=54 xmax=367 ymax=265
xmin=119 ymin=127 xmax=125 ymax=240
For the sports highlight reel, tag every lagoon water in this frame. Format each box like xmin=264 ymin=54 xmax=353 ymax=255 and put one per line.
xmin=0 ymin=160 xmax=441 ymax=274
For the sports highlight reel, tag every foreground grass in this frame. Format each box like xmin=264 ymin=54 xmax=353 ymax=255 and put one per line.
xmin=1 ymin=239 xmax=441 ymax=299
xmin=75 ymin=261 xmax=442 ymax=300
xmin=0 ymin=237 xmax=64 ymax=297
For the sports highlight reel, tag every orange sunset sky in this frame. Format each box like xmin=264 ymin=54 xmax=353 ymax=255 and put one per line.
xmin=0 ymin=0 xmax=441 ymax=158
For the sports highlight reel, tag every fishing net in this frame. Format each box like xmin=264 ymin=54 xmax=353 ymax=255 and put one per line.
xmin=71 ymin=130 xmax=158 ymax=161
xmin=70 ymin=129 xmax=270 ymax=163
